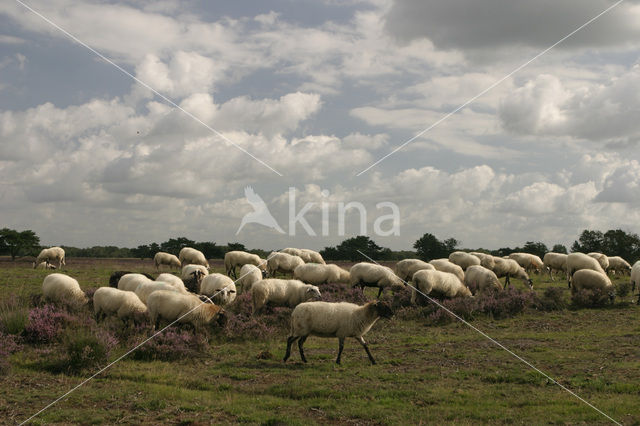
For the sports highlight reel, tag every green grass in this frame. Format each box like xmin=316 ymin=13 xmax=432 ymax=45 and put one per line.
xmin=0 ymin=257 xmax=639 ymax=424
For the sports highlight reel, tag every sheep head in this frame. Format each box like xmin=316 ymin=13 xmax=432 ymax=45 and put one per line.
xmin=306 ymin=286 xmax=322 ymax=300
xmin=372 ymin=300 xmax=393 ymax=319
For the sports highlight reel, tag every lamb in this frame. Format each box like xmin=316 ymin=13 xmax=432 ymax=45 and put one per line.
xmin=93 ymin=287 xmax=148 ymax=325
xmin=469 ymin=252 xmax=496 ymax=270
xmin=117 ymin=273 xmax=154 ymax=292
xmin=146 ymin=290 xmax=226 ymax=330
xmin=587 ymin=252 xmax=609 ymax=272
xmin=448 ymin=251 xmax=481 ymax=271
xmin=34 ymin=246 xmax=66 ymax=269
xmin=492 ymin=257 xmax=533 ymax=289
xmin=224 ymin=250 xmax=266 ymax=278
xmin=508 ymin=253 xmax=546 ymax=274
xmin=293 ymin=263 xmax=350 ymax=285
xmin=109 ymin=271 xmax=154 ymax=288
xmin=567 ymin=253 xmax=605 ymax=287
xmin=135 ymin=281 xmax=180 ymax=304
xmin=36 ymin=261 xmax=56 ymax=270
xmin=428 ymin=259 xmax=465 ymax=283
xmin=543 ymin=252 xmax=568 ymax=281
xmin=464 ymin=265 xmax=502 ymax=294
xmin=267 ymin=252 xmax=305 ymax=277
xmin=283 ymin=300 xmax=393 ymax=365
xmin=156 ymin=273 xmax=189 ymax=294
xmin=251 ymin=279 xmax=321 ymax=314
xmin=42 ymin=273 xmax=88 ymax=307
xmin=178 ymin=247 xmax=209 ymax=269
xmin=153 ymin=252 xmax=181 ymax=270
xmin=571 ymin=269 xmax=615 ymax=302
xmin=199 ymin=273 xmax=237 ymax=306
xmin=607 ymin=256 xmax=632 ymax=275
xmin=349 ymin=262 xmax=405 ymax=298
xmin=236 ymin=264 xmax=265 ymax=293
xmin=411 ymin=269 xmax=471 ymax=304
xmin=393 ymin=259 xmax=435 ymax=282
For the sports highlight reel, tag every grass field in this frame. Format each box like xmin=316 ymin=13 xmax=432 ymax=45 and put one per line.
xmin=1 ymin=257 xmax=639 ymax=425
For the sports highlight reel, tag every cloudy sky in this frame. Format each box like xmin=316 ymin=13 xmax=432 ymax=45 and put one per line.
xmin=1 ymin=0 xmax=639 ymax=252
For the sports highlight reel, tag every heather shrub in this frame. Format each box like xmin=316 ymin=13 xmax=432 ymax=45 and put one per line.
xmin=222 ymin=293 xmax=284 ymax=340
xmin=320 ymin=283 xmax=369 ymax=304
xmin=391 ymin=287 xmax=413 ymax=310
xmin=132 ymin=329 xmax=208 ymax=361
xmin=24 ymin=304 xmax=76 ymax=344
xmin=616 ymin=281 xmax=632 ymax=298
xmin=0 ymin=332 xmax=22 ymax=375
xmin=427 ymin=296 xmax=476 ymax=325
xmin=62 ymin=327 xmax=118 ymax=373
xmin=571 ymin=287 xmax=612 ymax=308
xmin=0 ymin=298 xmax=29 ymax=335
xmin=475 ymin=287 xmax=536 ymax=319
xmin=536 ymin=287 xmax=567 ymax=312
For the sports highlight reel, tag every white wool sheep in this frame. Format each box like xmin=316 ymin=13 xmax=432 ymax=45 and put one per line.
xmin=607 ymin=256 xmax=632 ymax=275
xmin=428 ymin=259 xmax=465 ymax=283
xmin=224 ymin=250 xmax=266 ymax=278
xmin=469 ymin=252 xmax=496 ymax=270
xmin=281 ymin=247 xmax=303 ymax=257
xmin=448 ymin=251 xmax=481 ymax=271
xmin=571 ymin=269 xmax=615 ymax=302
xmin=135 ymin=281 xmax=180 ymax=305
xmin=199 ymin=273 xmax=237 ymax=306
xmin=464 ymin=265 xmax=502 ymax=294
xmin=251 ymin=279 xmax=321 ymax=313
xmin=117 ymin=273 xmax=153 ymax=292
xmin=630 ymin=261 xmax=640 ymax=300
xmin=300 ymin=249 xmax=326 ymax=264
xmin=293 ymin=263 xmax=350 ymax=285
xmin=93 ymin=287 xmax=147 ymax=324
xmin=349 ymin=262 xmax=405 ymax=298
xmin=411 ymin=269 xmax=471 ymax=304
xmin=34 ymin=246 xmax=66 ymax=269
xmin=181 ymin=265 xmax=208 ymax=293
xmin=567 ymin=253 xmax=605 ymax=287
xmin=283 ymin=300 xmax=393 ymax=365
xmin=492 ymin=257 xmax=533 ymax=289
xmin=42 ymin=273 xmax=87 ymax=307
xmin=393 ymin=259 xmax=435 ymax=282
xmin=508 ymin=253 xmax=546 ymax=274
xmin=236 ymin=264 xmax=265 ymax=293
xmin=587 ymin=253 xmax=610 ymax=272
xmin=36 ymin=261 xmax=56 ymax=270
xmin=267 ymin=252 xmax=305 ymax=277
xmin=155 ymin=273 xmax=189 ymax=294
xmin=543 ymin=252 xmax=568 ymax=281
xmin=146 ymin=290 xmax=225 ymax=330
xmin=153 ymin=252 xmax=181 ymax=270
xmin=178 ymin=247 xmax=210 ymax=268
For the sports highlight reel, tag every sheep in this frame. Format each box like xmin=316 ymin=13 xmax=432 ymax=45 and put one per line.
xmin=281 ymin=247 xmax=303 ymax=257
xmin=109 ymin=271 xmax=154 ymax=288
xmin=492 ymin=257 xmax=533 ymax=289
xmin=236 ymin=264 xmax=265 ymax=293
xmin=448 ymin=251 xmax=481 ymax=271
xmin=178 ymin=247 xmax=210 ymax=269
xmin=543 ymin=252 xmax=568 ymax=281
xmin=283 ymin=300 xmax=393 ymax=365
xmin=93 ymin=287 xmax=147 ymax=325
xmin=267 ymin=252 xmax=305 ymax=277
xmin=42 ymin=273 xmax=88 ymax=307
xmin=393 ymin=259 xmax=435 ymax=282
xmin=464 ymin=265 xmax=502 ymax=294
xmin=349 ymin=262 xmax=405 ymax=298
xmin=293 ymin=263 xmax=350 ymax=285
xmin=630 ymin=261 xmax=640 ymax=303
xmin=410 ymin=269 xmax=471 ymax=304
xmin=156 ymin=273 xmax=189 ymax=293
xmin=146 ymin=290 xmax=226 ymax=330
xmin=36 ymin=261 xmax=56 ymax=270
xmin=199 ymin=273 xmax=237 ymax=306
xmin=34 ymin=246 xmax=65 ymax=269
xmin=181 ymin=264 xmax=208 ymax=292
xmin=135 ymin=281 xmax=181 ymax=304
xmin=607 ymin=256 xmax=632 ymax=275
xmin=153 ymin=252 xmax=181 ymax=271
xmin=224 ymin=250 xmax=266 ymax=278
xmin=428 ymin=259 xmax=465 ymax=283
xmin=567 ymin=253 xmax=605 ymax=287
xmin=469 ymin=252 xmax=496 ymax=270
xmin=508 ymin=253 xmax=546 ymax=274
xmin=251 ymin=279 xmax=321 ymax=314
xmin=117 ymin=273 xmax=154 ymax=292
xmin=587 ymin=252 xmax=610 ymax=272
xmin=571 ymin=269 xmax=615 ymax=302
xmin=300 ymin=249 xmax=326 ymax=264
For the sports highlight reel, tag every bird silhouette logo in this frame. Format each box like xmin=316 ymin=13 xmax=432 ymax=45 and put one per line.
xmin=236 ymin=186 xmax=285 ymax=234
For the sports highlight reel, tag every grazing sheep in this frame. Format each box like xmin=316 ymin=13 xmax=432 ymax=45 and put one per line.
xmin=153 ymin=252 xmax=181 ymax=270
xmin=36 ymin=261 xmax=56 ymax=270
xmin=109 ymin=271 xmax=154 ymax=288
xmin=543 ymin=253 xmax=568 ymax=281
xmin=349 ymin=262 xmax=405 ymax=298
xmin=281 ymin=247 xmax=303 ymax=257
xmin=630 ymin=261 xmax=640 ymax=303
xmin=293 ymin=263 xmax=350 ymax=285
xmin=156 ymin=273 xmax=189 ymax=294
xmin=587 ymin=253 xmax=610 ymax=272
xmin=251 ymin=279 xmax=321 ymax=314
xmin=448 ymin=251 xmax=481 ymax=271
xmin=236 ymin=264 xmax=265 ymax=293
xmin=180 ymin=265 xmax=208 ymax=293
xmin=607 ymin=256 xmax=632 ymax=275
xmin=135 ymin=281 xmax=180 ymax=304
xmin=93 ymin=287 xmax=147 ymax=325
xmin=571 ymin=269 xmax=615 ymax=302
xmin=199 ymin=273 xmax=237 ymax=306
xmin=411 ymin=269 xmax=471 ymax=304
xmin=34 ymin=246 xmax=66 ymax=269
xmin=464 ymin=265 xmax=502 ymax=294
xmin=117 ymin=273 xmax=154 ymax=292
xmin=267 ymin=252 xmax=305 ymax=277
xmin=469 ymin=252 xmax=496 ymax=270
xmin=492 ymin=257 xmax=533 ymax=289
xmin=147 ymin=290 xmax=226 ymax=330
xmin=224 ymin=250 xmax=266 ymax=278
xmin=567 ymin=253 xmax=605 ymax=287
xmin=178 ymin=247 xmax=209 ymax=269
xmin=283 ymin=300 xmax=393 ymax=365
xmin=393 ymin=259 xmax=435 ymax=282
xmin=508 ymin=253 xmax=546 ymax=274
xmin=300 ymin=249 xmax=326 ymax=264
xmin=42 ymin=273 xmax=88 ymax=307
xmin=428 ymin=259 xmax=465 ymax=283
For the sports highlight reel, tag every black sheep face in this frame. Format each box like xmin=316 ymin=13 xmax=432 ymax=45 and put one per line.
xmin=374 ymin=301 xmax=393 ymax=318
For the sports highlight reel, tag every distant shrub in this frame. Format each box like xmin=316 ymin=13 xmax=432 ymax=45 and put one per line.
xmin=0 ymin=298 xmax=29 ymax=335
xmin=571 ymin=287 xmax=612 ymax=308
xmin=24 ymin=304 xmax=75 ymax=344
xmin=0 ymin=331 xmax=22 ymax=375
xmin=132 ymin=329 xmax=208 ymax=362
xmin=62 ymin=328 xmax=117 ymax=373
xmin=476 ymin=287 xmax=537 ymax=319
xmin=536 ymin=287 xmax=567 ymax=312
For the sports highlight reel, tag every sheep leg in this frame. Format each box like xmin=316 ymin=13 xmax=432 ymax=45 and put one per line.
xmin=376 ymin=287 xmax=383 ymax=299
xmin=336 ymin=337 xmax=345 ymax=364
xmin=283 ymin=336 xmax=299 ymax=362
xmin=503 ymin=275 xmax=510 ymax=289
xmin=297 ymin=336 xmax=308 ymax=363
xmin=356 ymin=336 xmax=376 ymax=365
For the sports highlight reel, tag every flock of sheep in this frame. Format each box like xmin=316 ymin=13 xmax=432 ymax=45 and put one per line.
xmin=33 ymin=245 xmax=640 ymax=365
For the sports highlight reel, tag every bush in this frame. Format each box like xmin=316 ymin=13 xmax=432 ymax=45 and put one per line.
xmin=571 ymin=287 xmax=612 ymax=308
xmin=536 ymin=287 xmax=567 ymax=312
xmin=616 ymin=281 xmax=632 ymax=298
xmin=24 ymin=304 xmax=76 ymax=344
xmin=475 ymin=287 xmax=537 ymax=319
xmin=62 ymin=328 xmax=117 ymax=373
xmin=222 ymin=292 xmax=284 ymax=341
xmin=0 ymin=331 xmax=22 ymax=375
xmin=0 ymin=298 xmax=29 ymax=335
xmin=320 ymin=283 xmax=369 ymax=304
xmin=132 ymin=329 xmax=208 ymax=362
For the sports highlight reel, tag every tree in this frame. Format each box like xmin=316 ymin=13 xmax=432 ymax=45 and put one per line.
xmin=160 ymin=237 xmax=195 ymax=255
xmin=551 ymin=244 xmax=568 ymax=254
xmin=321 ymin=236 xmax=390 ymax=261
xmin=601 ymin=229 xmax=640 ymax=262
xmin=194 ymin=242 xmax=225 ymax=259
xmin=0 ymin=228 xmax=41 ymax=260
xmin=521 ymin=241 xmax=548 ymax=259
xmin=571 ymin=230 xmax=603 ymax=253
xmin=413 ymin=233 xmax=458 ymax=261
xmin=226 ymin=242 xmax=247 ymax=252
